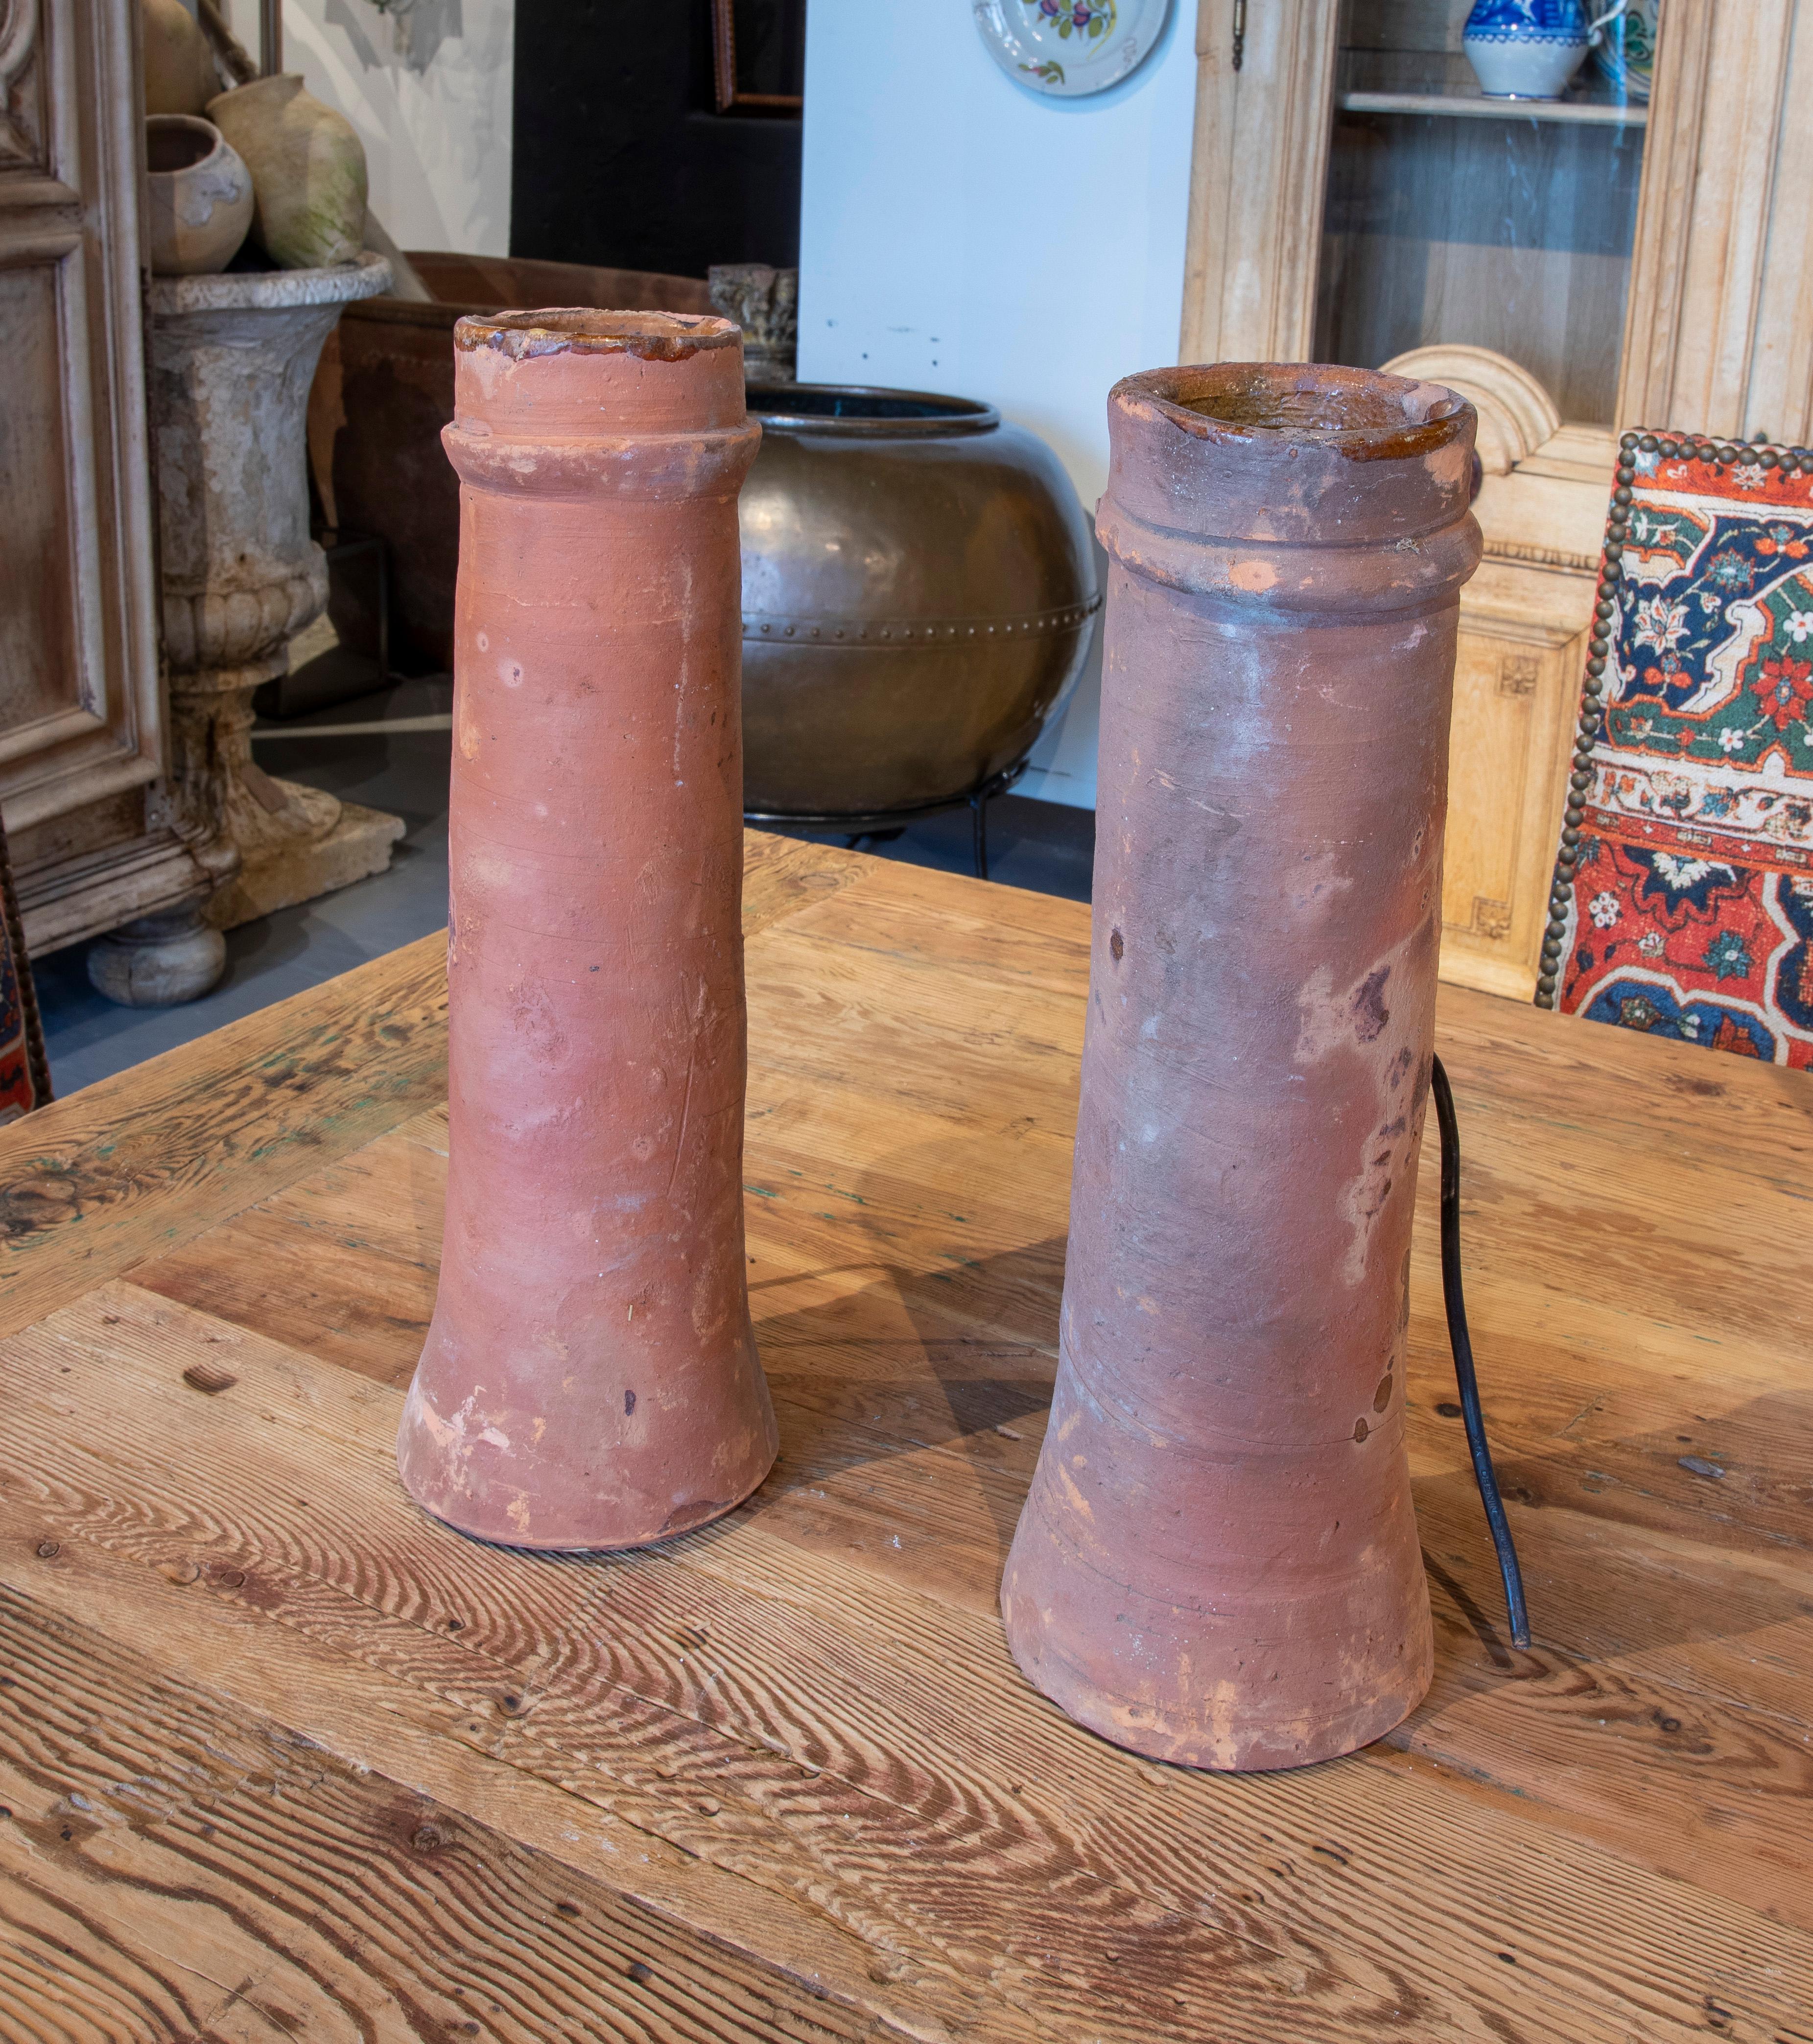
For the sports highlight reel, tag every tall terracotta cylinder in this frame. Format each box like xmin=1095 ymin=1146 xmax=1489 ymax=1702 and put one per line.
xmin=397 ymin=309 xmax=777 ymax=1549
xmin=1002 ymin=364 xmax=1481 ymax=1770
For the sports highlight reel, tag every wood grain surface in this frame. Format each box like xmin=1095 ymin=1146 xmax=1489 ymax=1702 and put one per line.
xmin=0 ymin=831 xmax=1808 ymax=2043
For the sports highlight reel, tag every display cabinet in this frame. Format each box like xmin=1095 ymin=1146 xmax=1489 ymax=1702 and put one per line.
xmin=1181 ymin=0 xmax=1813 ymax=998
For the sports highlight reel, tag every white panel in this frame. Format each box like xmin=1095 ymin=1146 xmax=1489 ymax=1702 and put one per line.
xmin=798 ymin=0 xmax=1200 ymax=808
xmin=221 ymin=0 xmax=514 ymax=256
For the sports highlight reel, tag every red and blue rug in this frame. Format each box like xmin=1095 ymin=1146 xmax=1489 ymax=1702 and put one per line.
xmin=1544 ymin=433 xmax=1813 ymax=1065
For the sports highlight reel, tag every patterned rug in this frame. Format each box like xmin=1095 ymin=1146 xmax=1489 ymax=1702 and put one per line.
xmin=1543 ymin=431 xmax=1813 ymax=1065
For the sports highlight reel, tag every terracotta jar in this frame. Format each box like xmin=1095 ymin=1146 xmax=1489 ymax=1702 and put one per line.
xmin=304 ymin=254 xmax=714 ymax=671
xmin=397 ymin=309 xmax=777 ymax=1549
xmin=1001 ymin=363 xmax=1481 ymax=1771
xmin=207 ymin=76 xmax=367 ymax=271
xmin=141 ymin=0 xmax=218 ymax=115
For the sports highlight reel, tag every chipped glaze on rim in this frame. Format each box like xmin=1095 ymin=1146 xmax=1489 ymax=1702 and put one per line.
xmin=454 ymin=308 xmax=744 ymax=361
xmin=1115 ymin=362 xmax=1474 ymax=464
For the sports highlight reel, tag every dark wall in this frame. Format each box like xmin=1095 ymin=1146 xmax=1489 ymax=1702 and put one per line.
xmin=510 ymin=0 xmax=802 ymax=280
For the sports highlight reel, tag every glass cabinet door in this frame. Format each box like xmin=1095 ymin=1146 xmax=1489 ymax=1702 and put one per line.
xmin=1315 ymin=0 xmax=1659 ymax=426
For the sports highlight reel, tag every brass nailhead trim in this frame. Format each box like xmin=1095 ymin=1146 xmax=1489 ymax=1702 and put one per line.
xmin=745 ymin=594 xmax=1104 ymax=644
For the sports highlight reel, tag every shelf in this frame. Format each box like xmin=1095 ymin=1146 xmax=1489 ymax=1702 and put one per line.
xmin=1339 ymin=90 xmax=1648 ymax=128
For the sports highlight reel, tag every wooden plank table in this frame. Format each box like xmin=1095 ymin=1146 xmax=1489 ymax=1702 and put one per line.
xmin=0 ymin=831 xmax=1809 ymax=2043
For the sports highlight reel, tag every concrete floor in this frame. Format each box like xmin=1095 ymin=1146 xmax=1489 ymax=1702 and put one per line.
xmin=35 ymin=675 xmax=456 ymax=1097
xmin=34 ymin=678 xmax=1095 ymax=1096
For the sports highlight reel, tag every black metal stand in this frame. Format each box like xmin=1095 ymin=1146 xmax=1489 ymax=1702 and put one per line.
xmin=745 ymin=758 xmax=1028 ymax=882
xmin=970 ymin=779 xmax=993 ymax=881
xmin=1431 ymin=1054 xmax=1531 ymax=1650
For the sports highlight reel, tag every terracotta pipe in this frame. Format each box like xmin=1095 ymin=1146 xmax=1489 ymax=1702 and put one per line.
xmin=397 ymin=308 xmax=777 ymax=1549
xmin=1002 ymin=363 xmax=1481 ymax=1770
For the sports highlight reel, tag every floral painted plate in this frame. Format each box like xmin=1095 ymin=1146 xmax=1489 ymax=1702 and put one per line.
xmin=973 ymin=0 xmax=1170 ymax=98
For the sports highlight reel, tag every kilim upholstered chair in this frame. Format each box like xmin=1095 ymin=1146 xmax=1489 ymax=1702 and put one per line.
xmin=1542 ymin=429 xmax=1813 ymax=1067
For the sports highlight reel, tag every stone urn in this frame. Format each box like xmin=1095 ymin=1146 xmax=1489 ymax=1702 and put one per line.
xmin=1000 ymin=362 xmax=1482 ymax=1771
xmin=92 ymin=253 xmax=403 ymax=1005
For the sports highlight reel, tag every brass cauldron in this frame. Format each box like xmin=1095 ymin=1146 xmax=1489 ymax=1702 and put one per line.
xmin=740 ymin=385 xmax=1100 ymax=822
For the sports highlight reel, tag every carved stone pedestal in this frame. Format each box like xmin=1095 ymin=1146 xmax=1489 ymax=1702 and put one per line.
xmin=128 ymin=256 xmax=403 ymax=1002
xmin=165 ymin=655 xmax=404 ymax=932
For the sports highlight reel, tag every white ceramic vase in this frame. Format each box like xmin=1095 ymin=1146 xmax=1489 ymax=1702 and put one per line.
xmin=1593 ymin=0 xmax=1656 ymax=100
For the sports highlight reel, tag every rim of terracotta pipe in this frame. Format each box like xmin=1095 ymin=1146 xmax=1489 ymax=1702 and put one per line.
xmin=455 ymin=307 xmax=743 ymax=361
xmin=1116 ymin=362 xmax=1472 ymax=462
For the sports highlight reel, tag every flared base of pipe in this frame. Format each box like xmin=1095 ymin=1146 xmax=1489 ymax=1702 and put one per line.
xmin=394 ymin=1368 xmax=778 ymax=1552
xmin=1000 ymin=1501 xmax=1434 ymax=1773
xmin=396 ymin=1448 xmax=777 ymax=1552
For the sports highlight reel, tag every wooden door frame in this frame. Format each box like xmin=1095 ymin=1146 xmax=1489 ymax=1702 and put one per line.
xmin=0 ymin=0 xmax=164 ymax=835
xmin=1617 ymin=0 xmax=1813 ymax=443
xmin=1179 ymin=0 xmax=1337 ymax=365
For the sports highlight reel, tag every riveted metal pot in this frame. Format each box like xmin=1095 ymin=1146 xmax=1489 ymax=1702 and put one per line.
xmin=739 ymin=385 xmax=1100 ymax=822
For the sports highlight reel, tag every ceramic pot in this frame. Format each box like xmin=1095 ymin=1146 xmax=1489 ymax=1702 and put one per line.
xmin=144 ymin=116 xmax=253 ymax=277
xmin=1592 ymin=0 xmax=1655 ymax=100
xmin=1462 ymin=0 xmax=1625 ymax=99
xmin=1000 ymin=363 xmax=1482 ymax=1771
xmin=207 ymin=75 xmax=367 ymax=271
xmin=141 ymin=0 xmax=217 ymax=115
xmin=396 ymin=308 xmax=777 ymax=1550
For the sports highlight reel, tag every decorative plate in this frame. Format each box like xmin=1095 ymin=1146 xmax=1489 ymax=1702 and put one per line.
xmin=973 ymin=0 xmax=1170 ymax=99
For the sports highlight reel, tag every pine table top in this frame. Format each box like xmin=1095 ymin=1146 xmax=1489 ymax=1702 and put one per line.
xmin=0 ymin=831 xmax=1808 ymax=2042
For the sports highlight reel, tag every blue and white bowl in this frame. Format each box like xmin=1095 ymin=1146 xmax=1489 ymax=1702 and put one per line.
xmin=1463 ymin=0 xmax=1598 ymax=100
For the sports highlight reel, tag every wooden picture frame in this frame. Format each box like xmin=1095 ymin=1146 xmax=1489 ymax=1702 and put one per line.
xmin=710 ymin=0 xmax=804 ymax=115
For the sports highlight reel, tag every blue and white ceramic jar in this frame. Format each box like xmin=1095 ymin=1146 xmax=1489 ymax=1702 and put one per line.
xmin=1463 ymin=0 xmax=1628 ymax=100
